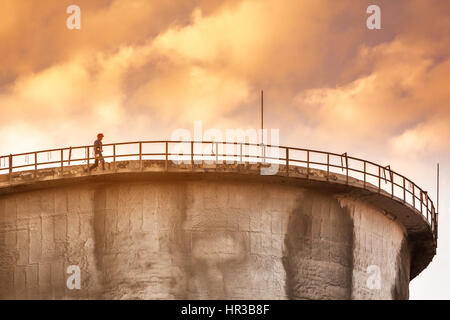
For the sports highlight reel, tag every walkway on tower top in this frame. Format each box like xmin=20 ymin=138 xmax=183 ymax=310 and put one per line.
xmin=0 ymin=140 xmax=438 ymax=278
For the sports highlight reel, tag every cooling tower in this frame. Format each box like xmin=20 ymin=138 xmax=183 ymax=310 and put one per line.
xmin=0 ymin=141 xmax=437 ymax=299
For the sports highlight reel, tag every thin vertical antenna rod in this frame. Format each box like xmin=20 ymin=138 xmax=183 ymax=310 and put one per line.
xmin=261 ymin=90 xmax=264 ymax=145
xmin=437 ymin=163 xmax=440 ymax=214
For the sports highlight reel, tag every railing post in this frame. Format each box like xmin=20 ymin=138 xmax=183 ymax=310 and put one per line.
xmin=436 ymin=210 xmax=439 ymax=241
xmin=378 ymin=166 xmax=381 ymax=193
xmin=327 ymin=153 xmax=329 ymax=180
xmin=431 ymin=206 xmax=436 ymax=232
xmin=113 ymin=144 xmax=116 ymax=172
xmin=216 ymin=142 xmax=219 ymax=164
xmin=345 ymin=155 xmax=349 ymax=184
xmin=9 ymin=154 xmax=12 ymax=184
xmin=191 ymin=141 xmax=194 ymax=169
xmin=433 ymin=209 xmax=436 ymax=240
xmin=306 ymin=150 xmax=309 ymax=178
xmin=165 ymin=142 xmax=168 ymax=171
xmin=263 ymin=144 xmax=266 ymax=164
xmin=412 ymin=184 xmax=415 ymax=209
xmin=286 ymin=148 xmax=289 ymax=176
xmin=420 ymin=190 xmax=423 ymax=215
xmin=68 ymin=147 xmax=72 ymax=166
xmin=403 ymin=178 xmax=406 ymax=203
xmin=240 ymin=143 xmax=243 ymax=164
xmin=87 ymin=147 xmax=90 ymax=173
xmin=139 ymin=142 xmax=143 ymax=171
xmin=363 ymin=161 xmax=366 ymax=188
xmin=431 ymin=206 xmax=435 ymax=234
xmin=391 ymin=171 xmax=394 ymax=198
xmin=34 ymin=152 xmax=38 ymax=179
xmin=60 ymin=149 xmax=64 ymax=175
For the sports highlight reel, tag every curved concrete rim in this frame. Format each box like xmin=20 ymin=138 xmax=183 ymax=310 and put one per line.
xmin=0 ymin=159 xmax=436 ymax=279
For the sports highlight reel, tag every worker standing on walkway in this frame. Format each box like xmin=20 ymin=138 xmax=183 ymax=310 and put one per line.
xmin=89 ymin=133 xmax=105 ymax=171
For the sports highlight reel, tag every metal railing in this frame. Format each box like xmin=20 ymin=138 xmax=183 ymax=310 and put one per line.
xmin=0 ymin=140 xmax=438 ymax=244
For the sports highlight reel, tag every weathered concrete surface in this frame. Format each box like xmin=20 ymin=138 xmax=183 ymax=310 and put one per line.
xmin=0 ymin=173 xmax=411 ymax=299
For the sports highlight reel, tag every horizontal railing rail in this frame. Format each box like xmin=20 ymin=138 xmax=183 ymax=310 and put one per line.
xmin=0 ymin=140 xmax=438 ymax=244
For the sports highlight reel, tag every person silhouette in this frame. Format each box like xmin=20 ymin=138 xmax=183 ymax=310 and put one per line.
xmin=89 ymin=133 xmax=105 ymax=171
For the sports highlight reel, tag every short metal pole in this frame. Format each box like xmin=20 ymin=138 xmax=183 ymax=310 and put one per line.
xmin=363 ymin=161 xmax=366 ymax=188
xmin=403 ymin=178 xmax=406 ymax=203
xmin=420 ymin=191 xmax=423 ymax=215
xmin=68 ymin=147 xmax=72 ymax=166
xmin=113 ymin=144 xmax=116 ymax=172
xmin=378 ymin=166 xmax=381 ymax=193
xmin=139 ymin=142 xmax=143 ymax=171
xmin=240 ymin=143 xmax=243 ymax=164
xmin=437 ymin=163 xmax=440 ymax=215
xmin=327 ymin=153 xmax=329 ymax=180
xmin=286 ymin=148 xmax=289 ymax=176
xmin=306 ymin=151 xmax=309 ymax=178
xmin=216 ymin=142 xmax=219 ymax=163
xmin=191 ymin=141 xmax=194 ymax=169
xmin=34 ymin=152 xmax=38 ymax=179
xmin=436 ymin=162 xmax=439 ymax=242
xmin=436 ymin=209 xmax=439 ymax=241
xmin=431 ymin=207 xmax=435 ymax=233
xmin=165 ymin=142 xmax=168 ymax=171
xmin=346 ymin=155 xmax=349 ymax=184
xmin=87 ymin=147 xmax=90 ymax=173
xmin=60 ymin=149 xmax=64 ymax=175
xmin=391 ymin=172 xmax=394 ymax=198
xmin=263 ymin=145 xmax=266 ymax=164
xmin=9 ymin=154 xmax=12 ymax=184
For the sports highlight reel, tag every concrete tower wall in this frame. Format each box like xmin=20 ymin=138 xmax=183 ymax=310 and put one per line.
xmin=0 ymin=178 xmax=409 ymax=299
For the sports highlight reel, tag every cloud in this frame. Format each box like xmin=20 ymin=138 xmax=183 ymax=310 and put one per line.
xmin=390 ymin=115 xmax=450 ymax=156
xmin=0 ymin=0 xmax=243 ymax=85
xmin=293 ymin=37 xmax=450 ymax=158
xmin=1 ymin=0 xmax=449 ymax=158
xmin=1 ymin=0 xmax=450 ymax=300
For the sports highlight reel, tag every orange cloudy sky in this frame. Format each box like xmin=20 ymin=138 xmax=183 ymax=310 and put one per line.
xmin=1 ymin=0 xmax=449 ymax=298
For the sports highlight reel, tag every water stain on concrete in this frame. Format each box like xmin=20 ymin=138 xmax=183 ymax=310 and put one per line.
xmin=391 ymin=238 xmax=410 ymax=300
xmin=283 ymin=191 xmax=354 ymax=299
